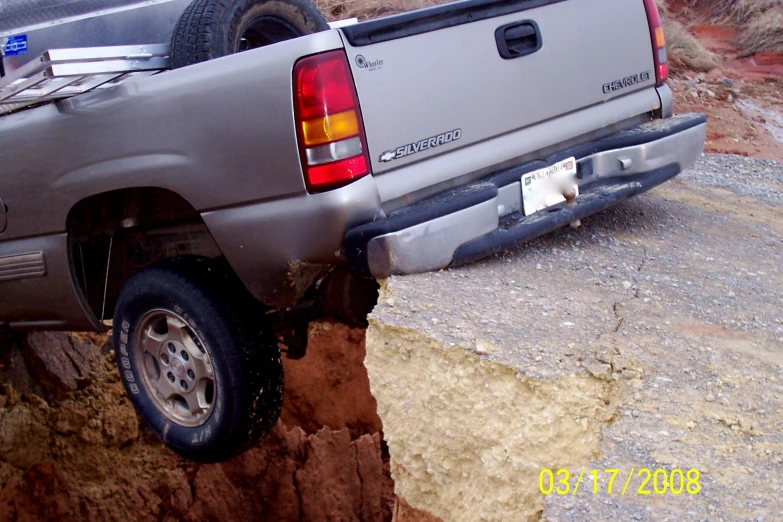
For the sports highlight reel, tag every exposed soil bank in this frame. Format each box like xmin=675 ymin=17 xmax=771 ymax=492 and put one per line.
xmin=0 ymin=323 xmax=436 ymax=521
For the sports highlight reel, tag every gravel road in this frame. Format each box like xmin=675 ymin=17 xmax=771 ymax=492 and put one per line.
xmin=370 ymin=154 xmax=783 ymax=522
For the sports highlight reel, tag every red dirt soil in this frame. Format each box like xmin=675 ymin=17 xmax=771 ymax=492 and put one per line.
xmin=685 ymin=22 xmax=783 ymax=81
xmin=0 ymin=324 xmax=437 ymax=521
xmin=689 ymin=25 xmax=738 ymax=54
xmin=672 ymin=78 xmax=783 ymax=161
xmin=658 ymin=0 xmax=783 ymax=160
xmin=726 ymin=54 xmax=783 ymax=82
xmin=667 ymin=16 xmax=783 ymax=162
xmin=281 ymin=323 xmax=382 ymax=438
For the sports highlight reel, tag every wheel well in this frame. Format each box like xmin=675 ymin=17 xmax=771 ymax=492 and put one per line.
xmin=67 ymin=188 xmax=223 ymax=323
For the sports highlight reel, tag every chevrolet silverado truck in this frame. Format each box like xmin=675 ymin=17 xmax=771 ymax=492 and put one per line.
xmin=0 ymin=0 xmax=706 ymax=462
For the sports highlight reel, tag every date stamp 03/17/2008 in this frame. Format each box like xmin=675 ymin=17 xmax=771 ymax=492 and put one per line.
xmin=539 ymin=468 xmax=702 ymax=496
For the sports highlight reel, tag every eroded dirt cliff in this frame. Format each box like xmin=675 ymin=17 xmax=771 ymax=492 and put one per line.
xmin=0 ymin=323 xmax=430 ymax=522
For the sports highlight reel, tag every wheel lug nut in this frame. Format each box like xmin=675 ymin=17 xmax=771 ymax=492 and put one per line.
xmin=181 ymin=350 xmax=189 ymax=361
xmin=161 ymin=354 xmax=169 ymax=365
xmin=187 ymin=369 xmax=195 ymax=380
xmin=181 ymin=380 xmax=188 ymax=391
xmin=167 ymin=372 xmax=175 ymax=383
xmin=167 ymin=342 xmax=175 ymax=354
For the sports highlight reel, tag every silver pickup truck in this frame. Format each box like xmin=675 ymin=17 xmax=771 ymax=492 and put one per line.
xmin=0 ymin=0 xmax=706 ymax=461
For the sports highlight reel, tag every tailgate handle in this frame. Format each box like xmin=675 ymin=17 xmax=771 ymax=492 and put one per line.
xmin=495 ymin=21 xmax=542 ymax=59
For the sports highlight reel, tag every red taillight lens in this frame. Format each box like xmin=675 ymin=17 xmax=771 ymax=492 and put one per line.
xmin=306 ymin=156 xmax=368 ymax=188
xmin=295 ymin=56 xmax=356 ymax=120
xmin=643 ymin=0 xmax=669 ymax=86
xmin=294 ymin=51 xmax=370 ymax=192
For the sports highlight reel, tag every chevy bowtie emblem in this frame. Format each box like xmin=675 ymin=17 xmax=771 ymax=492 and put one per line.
xmin=380 ymin=151 xmax=396 ymax=162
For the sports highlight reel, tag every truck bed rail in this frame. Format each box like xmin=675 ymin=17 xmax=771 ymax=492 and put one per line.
xmin=0 ymin=44 xmax=169 ymax=116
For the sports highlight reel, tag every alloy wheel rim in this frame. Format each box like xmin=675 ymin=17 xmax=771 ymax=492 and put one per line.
xmin=134 ymin=309 xmax=216 ymax=427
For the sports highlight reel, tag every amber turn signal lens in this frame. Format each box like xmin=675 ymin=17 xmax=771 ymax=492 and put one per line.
xmin=301 ymin=110 xmax=360 ymax=147
xmin=655 ymin=26 xmax=666 ymax=48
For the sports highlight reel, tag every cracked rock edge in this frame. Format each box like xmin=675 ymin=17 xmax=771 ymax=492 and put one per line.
xmin=365 ymin=320 xmax=623 ymax=522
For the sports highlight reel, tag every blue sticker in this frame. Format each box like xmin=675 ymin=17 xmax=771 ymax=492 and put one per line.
xmin=3 ymin=35 xmax=28 ymax=57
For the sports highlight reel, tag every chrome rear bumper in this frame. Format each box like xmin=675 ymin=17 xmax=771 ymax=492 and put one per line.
xmin=345 ymin=113 xmax=707 ymax=278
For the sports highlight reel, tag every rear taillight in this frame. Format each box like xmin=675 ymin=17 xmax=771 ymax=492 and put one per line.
xmin=293 ymin=51 xmax=370 ymax=192
xmin=643 ymin=0 xmax=668 ymax=86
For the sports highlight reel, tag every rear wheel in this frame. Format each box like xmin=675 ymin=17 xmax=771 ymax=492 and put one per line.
xmin=113 ymin=257 xmax=283 ymax=462
xmin=170 ymin=0 xmax=329 ymax=68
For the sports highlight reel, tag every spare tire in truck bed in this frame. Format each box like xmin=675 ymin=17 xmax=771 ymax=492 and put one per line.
xmin=171 ymin=0 xmax=329 ymax=68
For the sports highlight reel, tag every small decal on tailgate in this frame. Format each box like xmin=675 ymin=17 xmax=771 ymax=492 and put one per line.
xmin=355 ymin=54 xmax=384 ymax=71
xmin=379 ymin=129 xmax=462 ymax=163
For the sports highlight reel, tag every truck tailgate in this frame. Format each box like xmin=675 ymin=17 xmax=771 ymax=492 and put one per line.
xmin=342 ymin=0 xmax=658 ymax=180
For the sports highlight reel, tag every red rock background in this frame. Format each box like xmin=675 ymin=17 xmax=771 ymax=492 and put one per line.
xmin=662 ymin=2 xmax=783 ymax=161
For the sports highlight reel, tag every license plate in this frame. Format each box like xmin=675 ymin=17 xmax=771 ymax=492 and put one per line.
xmin=521 ymin=157 xmax=579 ymax=216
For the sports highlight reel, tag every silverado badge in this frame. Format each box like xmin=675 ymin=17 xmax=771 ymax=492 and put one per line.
xmin=379 ymin=129 xmax=462 ymax=163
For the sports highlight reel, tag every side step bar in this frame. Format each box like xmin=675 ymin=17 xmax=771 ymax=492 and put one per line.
xmin=0 ymin=44 xmax=169 ymax=116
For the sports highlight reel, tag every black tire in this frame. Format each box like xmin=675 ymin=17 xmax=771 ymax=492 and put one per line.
xmin=322 ymin=268 xmax=380 ymax=327
xmin=170 ymin=0 xmax=329 ymax=69
xmin=113 ymin=257 xmax=283 ymax=462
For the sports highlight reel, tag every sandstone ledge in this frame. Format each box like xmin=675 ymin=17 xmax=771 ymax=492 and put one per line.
xmin=366 ymin=278 xmax=627 ymax=522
